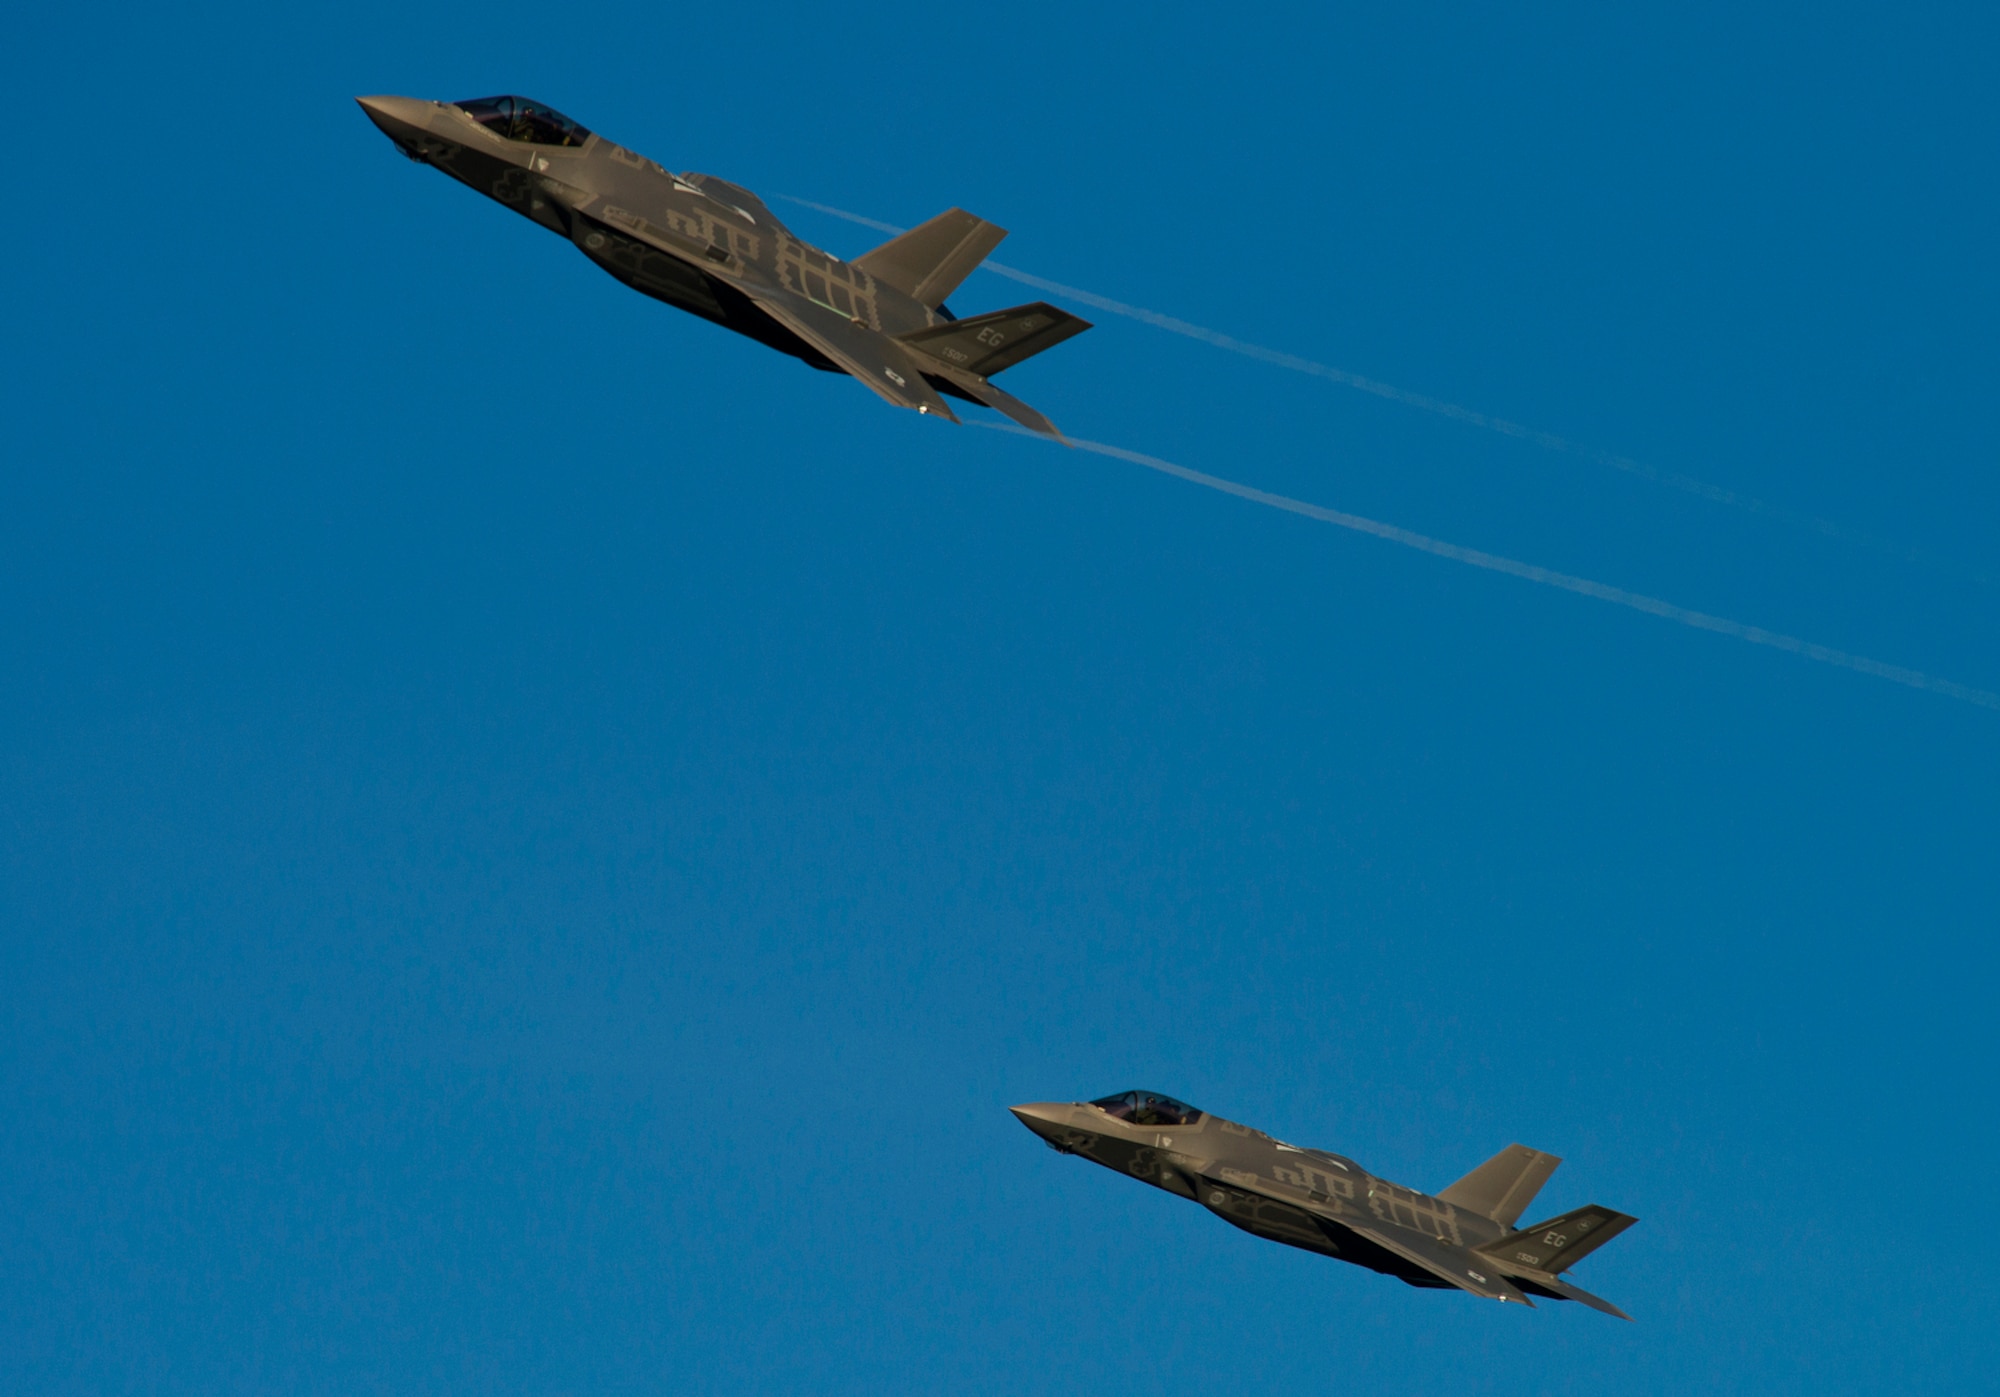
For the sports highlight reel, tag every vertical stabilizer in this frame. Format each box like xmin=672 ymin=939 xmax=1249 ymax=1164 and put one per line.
xmin=1437 ymin=1145 xmax=1562 ymax=1227
xmin=1475 ymin=1204 xmax=1637 ymax=1274
xmin=854 ymin=209 xmax=1007 ymax=308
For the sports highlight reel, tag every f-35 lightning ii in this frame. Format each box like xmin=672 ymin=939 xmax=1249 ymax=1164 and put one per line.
xmin=1012 ymin=1092 xmax=1637 ymax=1318
xmin=357 ymin=95 xmax=1089 ymax=437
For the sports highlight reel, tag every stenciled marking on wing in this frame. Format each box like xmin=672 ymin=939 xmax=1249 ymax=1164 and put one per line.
xmin=777 ymin=194 xmax=1989 ymax=587
xmin=971 ymin=421 xmax=2000 ymax=713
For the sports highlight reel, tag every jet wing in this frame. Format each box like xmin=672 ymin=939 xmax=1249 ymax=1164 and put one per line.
xmin=1197 ymin=1167 xmax=1534 ymax=1306
xmin=587 ymin=205 xmax=955 ymax=420
xmin=1332 ymin=1221 xmax=1536 ymax=1307
xmin=737 ymin=291 xmax=960 ymax=421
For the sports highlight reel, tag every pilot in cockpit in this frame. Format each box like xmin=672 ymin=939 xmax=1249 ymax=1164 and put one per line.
xmin=452 ymin=95 xmax=592 ymax=148
xmin=1090 ymin=1090 xmax=1203 ymax=1127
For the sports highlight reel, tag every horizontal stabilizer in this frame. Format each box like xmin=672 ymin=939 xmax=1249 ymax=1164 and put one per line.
xmin=1438 ymin=1144 xmax=1562 ymax=1227
xmin=1474 ymin=1204 xmax=1637 ymax=1274
xmin=854 ymin=209 xmax=1007 ymax=308
xmin=896 ymin=303 xmax=1093 ymax=377
xmin=1529 ymin=1274 xmax=1632 ymax=1321
xmin=920 ymin=361 xmax=1068 ymax=441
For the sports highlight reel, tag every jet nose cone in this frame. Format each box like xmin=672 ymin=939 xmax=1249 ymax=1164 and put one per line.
xmin=1009 ymin=1102 xmax=1071 ymax=1138
xmin=355 ymin=95 xmax=430 ymax=137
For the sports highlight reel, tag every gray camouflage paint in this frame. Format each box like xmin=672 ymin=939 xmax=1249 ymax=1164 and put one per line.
xmin=1011 ymin=1097 xmax=1637 ymax=1318
xmin=356 ymin=96 xmax=1086 ymax=437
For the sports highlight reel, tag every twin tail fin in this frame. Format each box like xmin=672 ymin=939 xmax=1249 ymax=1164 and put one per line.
xmin=1473 ymin=1204 xmax=1638 ymax=1275
xmin=1437 ymin=1144 xmax=1563 ymax=1227
xmin=856 ymin=212 xmax=1092 ymax=440
xmin=893 ymin=301 xmax=1092 ymax=441
xmin=895 ymin=302 xmax=1092 ymax=378
xmin=854 ymin=208 xmax=1007 ymax=308
xmin=1443 ymin=1143 xmax=1638 ymax=1319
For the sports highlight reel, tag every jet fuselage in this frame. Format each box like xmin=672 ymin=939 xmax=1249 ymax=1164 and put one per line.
xmin=360 ymin=95 xmax=934 ymax=357
xmin=357 ymin=95 xmax=1087 ymax=435
xmin=1011 ymin=1093 xmax=1636 ymax=1317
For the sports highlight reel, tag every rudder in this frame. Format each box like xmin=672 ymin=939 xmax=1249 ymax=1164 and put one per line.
xmin=854 ymin=209 xmax=1007 ymax=308
xmin=1474 ymin=1204 xmax=1638 ymax=1274
xmin=896 ymin=302 xmax=1091 ymax=377
xmin=1437 ymin=1144 xmax=1562 ymax=1228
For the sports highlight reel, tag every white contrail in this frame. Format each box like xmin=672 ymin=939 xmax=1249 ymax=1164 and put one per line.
xmin=971 ymin=421 xmax=2000 ymax=712
xmin=779 ymin=195 xmax=1988 ymax=586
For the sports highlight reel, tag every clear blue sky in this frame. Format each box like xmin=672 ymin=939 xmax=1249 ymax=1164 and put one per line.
xmin=6 ymin=3 xmax=1997 ymax=1392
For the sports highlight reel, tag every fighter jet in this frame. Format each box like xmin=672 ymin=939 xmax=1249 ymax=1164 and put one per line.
xmin=356 ymin=94 xmax=1088 ymax=437
xmin=1012 ymin=1091 xmax=1637 ymax=1318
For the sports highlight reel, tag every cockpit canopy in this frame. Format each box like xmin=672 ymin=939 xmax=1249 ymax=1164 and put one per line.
xmin=1090 ymin=1090 xmax=1203 ymax=1127
xmin=453 ymin=95 xmax=591 ymax=148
